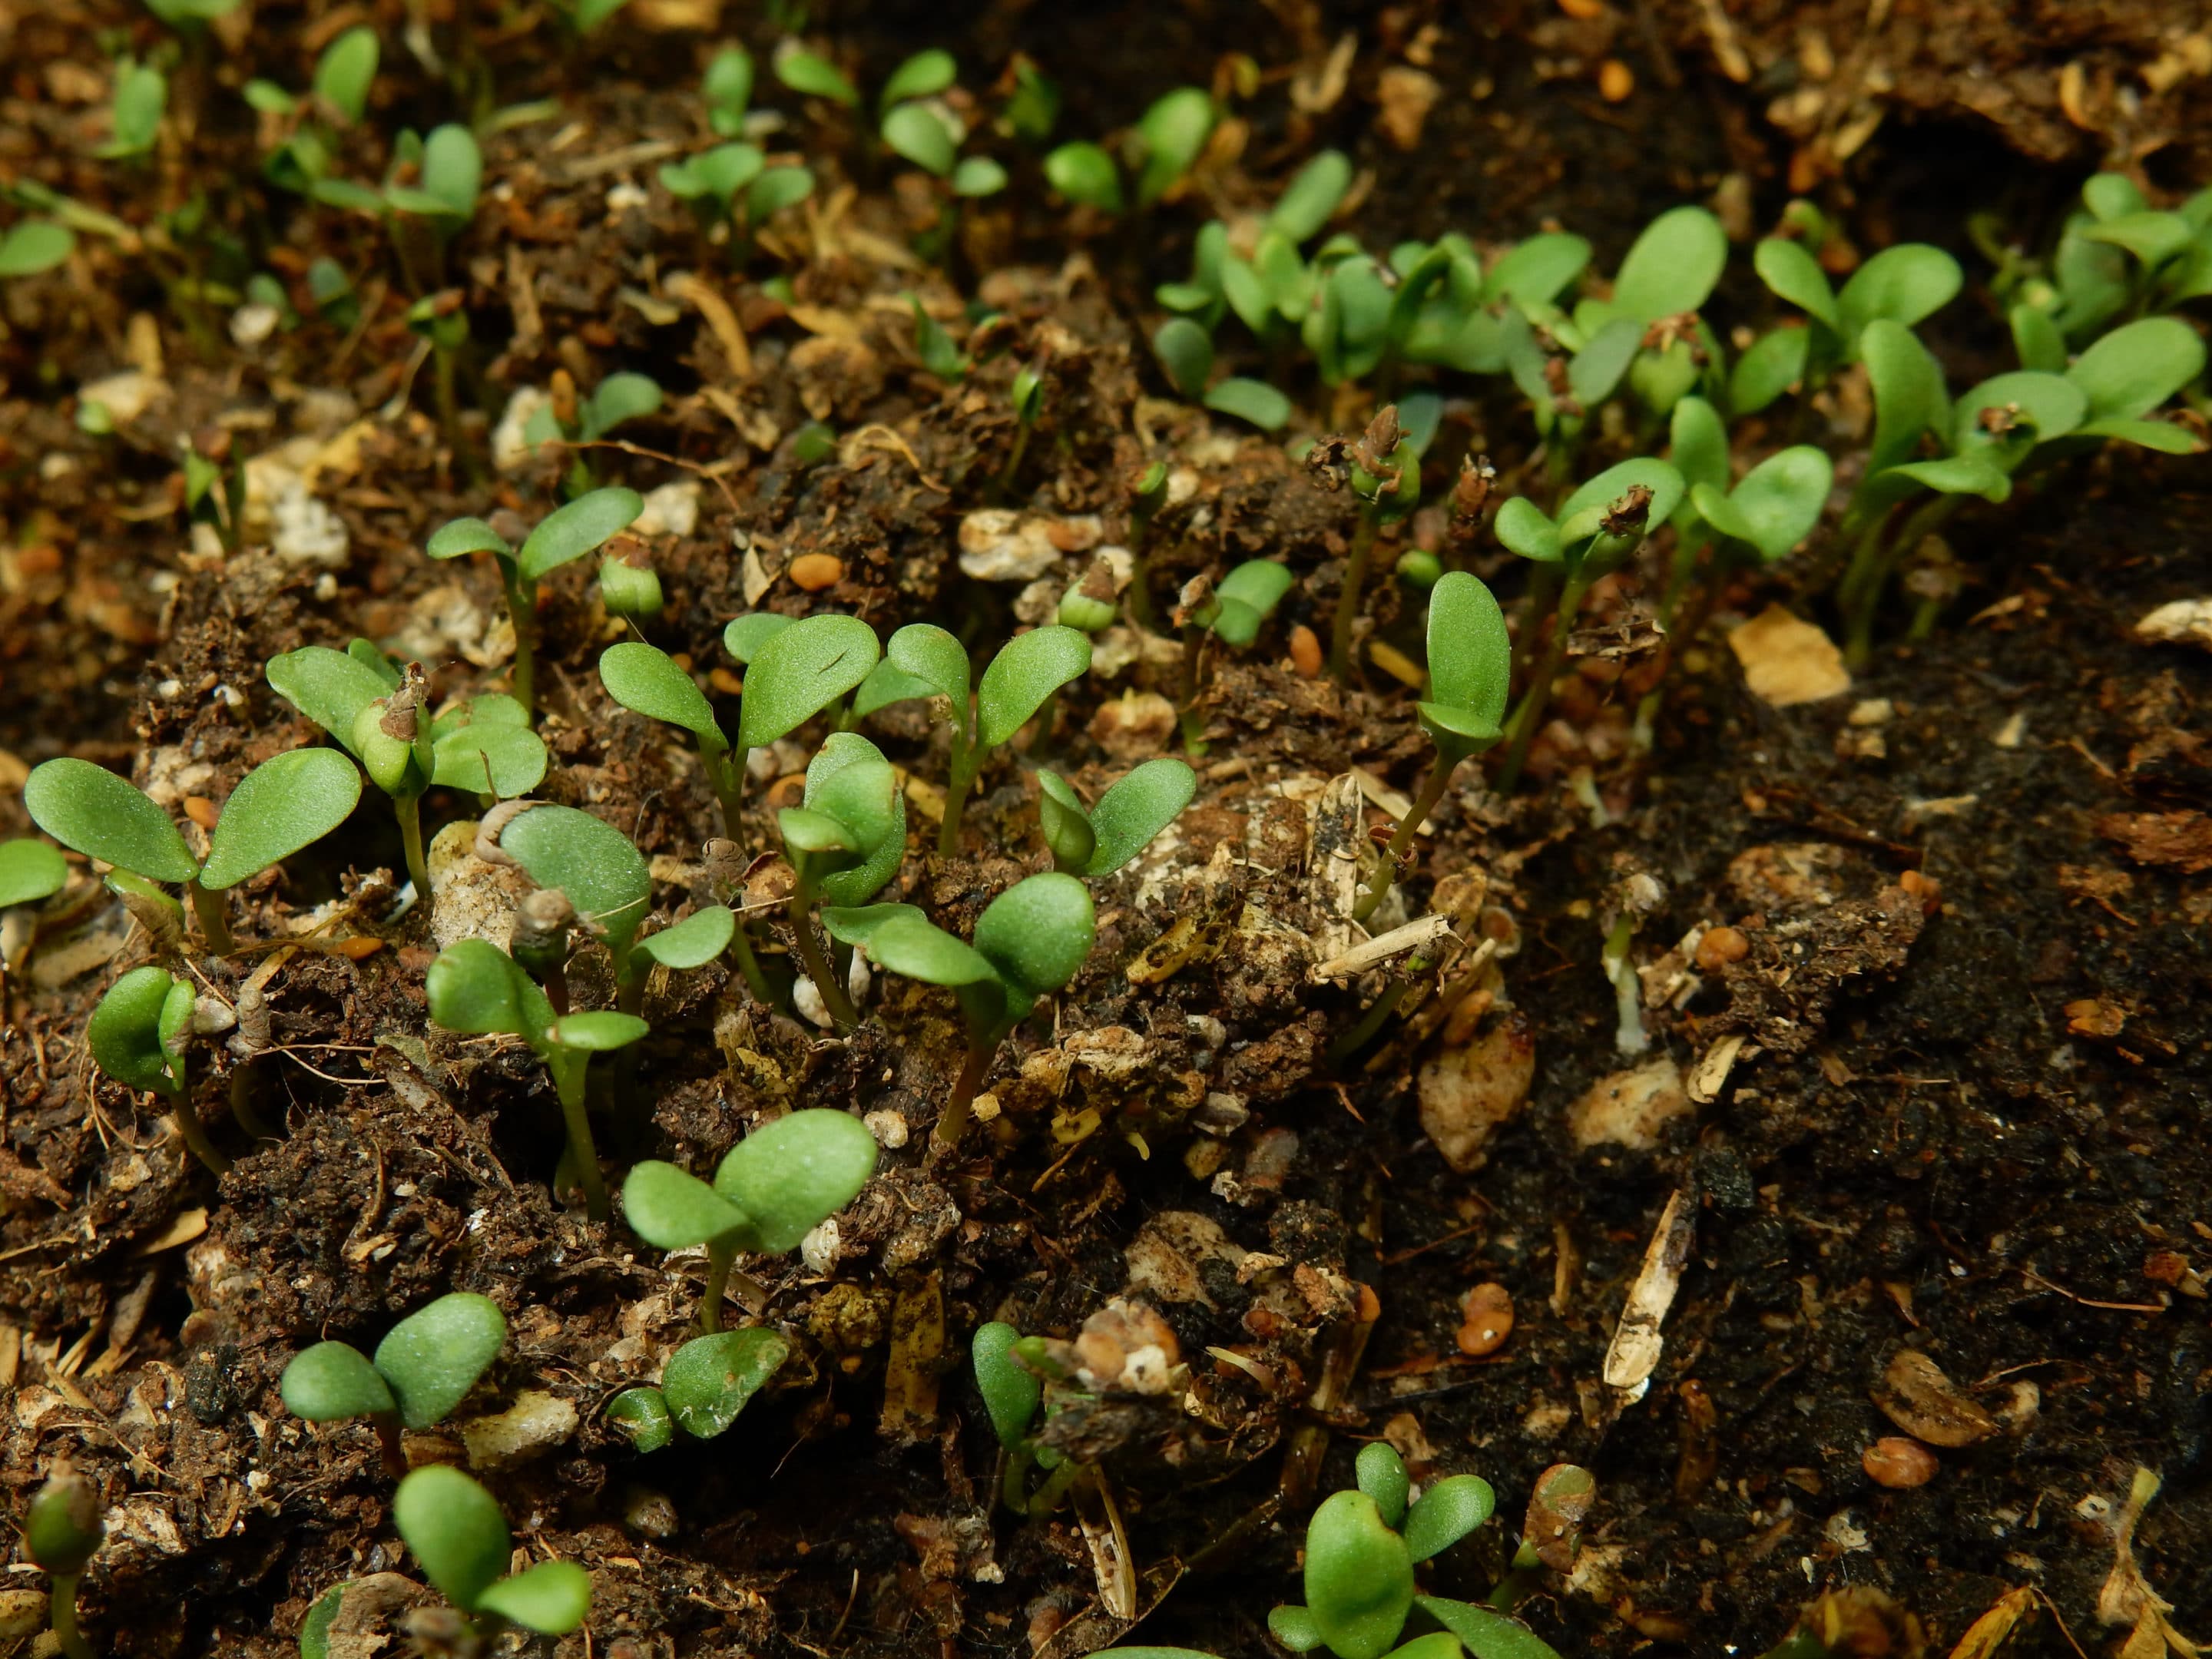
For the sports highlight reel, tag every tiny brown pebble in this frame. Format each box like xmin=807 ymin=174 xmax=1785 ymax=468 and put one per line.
xmin=1862 ymin=1436 xmax=1939 ymax=1488
xmin=1457 ymin=1283 xmax=1515 ymax=1356
xmin=1695 ymin=926 xmax=1750 ymax=971
xmin=1289 ymin=624 xmax=1324 ymax=678
xmin=336 ymin=936 xmax=385 ymax=960
xmin=1898 ymin=867 xmax=1941 ymax=913
xmin=709 ymin=667 xmax=744 ymax=696
xmin=790 ymin=551 xmax=845 ymax=591
xmin=1355 ymin=1283 xmax=1382 ymax=1323
xmin=183 ymin=795 xmax=220 ymax=830
xmin=1598 ymin=59 xmax=1634 ymax=101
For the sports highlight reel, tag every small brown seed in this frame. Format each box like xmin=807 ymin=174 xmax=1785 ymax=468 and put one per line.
xmin=790 ymin=551 xmax=845 ymax=591
xmin=1695 ymin=926 xmax=1750 ymax=971
xmin=1289 ymin=624 xmax=1324 ymax=678
xmin=183 ymin=795 xmax=220 ymax=830
xmin=1862 ymin=1436 xmax=1939 ymax=1488
xmin=1457 ymin=1283 xmax=1515 ymax=1356
xmin=766 ymin=773 xmax=807 ymax=810
xmin=709 ymin=667 xmax=744 ymax=696
xmin=1598 ymin=59 xmax=1634 ymax=102
xmin=1557 ymin=0 xmax=1607 ymax=16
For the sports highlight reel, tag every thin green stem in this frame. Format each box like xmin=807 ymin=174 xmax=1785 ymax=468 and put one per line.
xmin=169 ymin=1071 xmax=230 ymax=1176
xmin=1512 ymin=562 xmax=1561 ymax=684
xmin=187 ymin=879 xmax=233 ymax=957
xmin=1494 ymin=576 xmax=1590 ymax=795
xmin=1026 ymin=687 xmax=1060 ymax=759
xmin=50 ymin=1572 xmax=91 ymax=1659
xmin=1025 ymin=1455 xmax=1080 ymax=1517
xmin=728 ymin=920 xmax=775 ymax=1008
xmin=936 ymin=740 xmax=976 ymax=859
xmin=929 ymin=1038 xmax=994 ymax=1161
xmin=1351 ymin=750 xmax=1459 ymax=925
xmin=553 ymin=1060 xmax=610 ymax=1223
xmin=1834 ymin=509 xmax=1895 ymax=658
xmin=1329 ymin=508 xmax=1381 ymax=683
xmin=503 ymin=565 xmax=538 ymax=720
xmin=1846 ymin=492 xmax=1965 ymax=668
xmin=1000 ymin=1446 xmax=1036 ymax=1513
xmin=1327 ymin=976 xmax=1413 ymax=1066
xmin=704 ymin=745 xmax=746 ymax=840
xmin=995 ymin=419 xmax=1034 ymax=504
xmin=787 ymin=882 xmax=857 ymax=1031
xmin=226 ymin=1063 xmax=276 ymax=1143
xmin=700 ymin=1238 xmax=736 ymax=1334
xmin=395 ymin=793 xmax=431 ymax=897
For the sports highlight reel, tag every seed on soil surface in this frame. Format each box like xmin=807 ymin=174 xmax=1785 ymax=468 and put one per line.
xmin=710 ymin=667 xmax=744 ymax=695
xmin=1557 ymin=0 xmax=1607 ymax=15
xmin=1863 ymin=1436 xmax=1939 ymax=1488
xmin=1457 ymin=1283 xmax=1515 ymax=1356
xmin=790 ymin=552 xmax=844 ymax=591
xmin=184 ymin=795 xmax=219 ymax=829
xmin=1873 ymin=1349 xmax=1998 ymax=1446
xmin=1290 ymin=624 xmax=1324 ymax=677
xmin=1695 ymin=926 xmax=1750 ymax=970
xmin=1598 ymin=59 xmax=1634 ymax=101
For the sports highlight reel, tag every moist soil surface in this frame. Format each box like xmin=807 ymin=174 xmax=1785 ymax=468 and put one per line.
xmin=2 ymin=5 xmax=2210 ymax=1658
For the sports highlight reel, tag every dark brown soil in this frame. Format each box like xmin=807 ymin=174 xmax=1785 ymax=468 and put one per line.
xmin=2 ymin=5 xmax=2209 ymax=1658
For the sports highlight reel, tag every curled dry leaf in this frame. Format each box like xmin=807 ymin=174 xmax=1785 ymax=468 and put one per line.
xmin=1872 ymin=1349 xmax=1998 ymax=1447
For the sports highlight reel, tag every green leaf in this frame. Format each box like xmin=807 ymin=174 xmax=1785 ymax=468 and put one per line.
xmin=1402 ymin=1475 xmax=1496 ymax=1562
xmin=475 ymin=1560 xmax=591 ymax=1634
xmin=1479 ymin=234 xmax=1590 ymax=306
xmin=0 ymin=839 xmax=68 ymax=909
xmin=1413 ymin=1598 xmax=1564 ymax=1659
xmin=426 ymin=938 xmax=551 ymax=1045
xmin=199 ymin=748 xmax=363 ymax=890
xmin=0 ymin=221 xmax=75 ymax=278
xmin=1836 ymin=243 xmax=1962 ymax=341
xmin=416 ymin=124 xmax=482 ymax=220
xmin=300 ymin=1584 xmax=345 ymax=1659
xmin=1886 ymin=453 xmax=2014 ymax=502
xmin=775 ymin=48 xmax=858 ymax=106
xmin=1388 ymin=1634 xmax=1467 ymax=1659
xmin=622 ymin=1159 xmax=748 ymax=1250
xmin=1728 ymin=327 xmax=1810 ymax=416
xmin=348 ymin=637 xmax=401 ymax=690
xmin=952 ymin=155 xmax=1008 ymax=197
xmin=712 ymin=1108 xmax=879 ymax=1253
xmin=1303 ymin=1491 xmax=1415 ymax=1659
xmin=1667 ymin=395 xmax=1730 ymax=503
xmin=430 ymin=714 xmax=548 ymax=799
xmin=2081 ymin=212 xmax=2196 ymax=269
xmin=637 ymin=905 xmax=737 ymax=971
xmin=1421 ymin=573 xmax=1511 ymax=753
xmin=1269 ymin=1607 xmax=1326 ymax=1652
xmin=881 ymin=48 xmax=956 ymax=109
xmin=1038 ymin=773 xmax=1097 ymax=876
xmin=1611 ymin=206 xmax=1725 ymax=322
xmin=739 ymin=614 xmax=881 ymax=752
xmin=972 ymin=872 xmax=1093 ymax=999
xmin=1152 ymin=317 xmax=1214 ymax=398
xmin=977 ymin=628 xmax=1090 ymax=750
xmin=25 ymin=758 xmax=197 ymax=884
xmin=584 ymin=372 xmax=661 ymax=439
xmin=519 ymin=488 xmax=644 ymax=581
xmin=2075 ymin=416 xmax=2205 ymax=454
xmin=279 ymin=1341 xmax=397 ymax=1422
xmin=1134 ymin=86 xmax=1213 ymax=206
xmin=1084 ymin=759 xmax=1195 ymax=877
xmin=1492 ymin=497 xmax=1560 ymax=565
xmin=1752 ymin=238 xmax=1837 ymax=329
xmin=498 ymin=805 xmax=652 ymax=968
xmin=704 ymin=47 xmax=753 ymax=131
xmin=393 ymin=1465 xmax=510 ymax=1612
xmin=1953 ymin=370 xmax=2087 ymax=457
xmin=825 ymin=907 xmax=996 ymax=990
xmin=99 ymin=59 xmax=167 ymax=157
xmin=2065 ymin=316 xmax=2207 ymax=422
xmin=549 ymin=1010 xmax=651 ymax=1051
xmin=1861 ymin=320 xmax=1949 ymax=475
xmin=374 ymin=1292 xmax=508 ymax=1429
xmin=971 ymin=1321 xmax=1041 ymax=1451
xmin=313 ymin=26 xmax=378 ymax=124
xmin=724 ymin=611 xmax=796 ymax=664
xmin=1357 ymin=1442 xmax=1410 ymax=1528
xmin=2010 ymin=303 xmax=2068 ymax=374
xmin=745 ymin=166 xmax=814 ymax=222
xmin=1557 ymin=458 xmax=1686 ymax=540
xmin=882 ymin=101 xmax=958 ymax=177
xmin=1565 ymin=316 xmax=1643 ymax=406
xmin=779 ymin=806 xmax=857 ymax=857
xmin=806 ymin=735 xmax=904 ymax=906
xmin=661 ymin=1327 xmax=790 ymax=1439
xmin=855 ymin=658 xmax=941 ymax=718
xmin=1210 ymin=561 xmax=1295 ymax=647
xmin=427 ymin=518 xmax=512 ymax=560
xmin=22 ymin=1477 xmax=103 ymax=1577
xmin=1044 ymin=142 xmax=1123 ymax=212
xmin=601 ymin=641 xmax=725 ymax=748
xmin=1204 ymin=377 xmax=1292 ymax=431
xmin=266 ymin=645 xmax=390 ymax=756
xmin=605 ymin=1386 xmax=674 ymax=1452
xmin=2084 ymin=172 xmax=2147 ymax=221
xmin=1715 ymin=445 xmax=1833 ymax=561
xmin=1270 ymin=150 xmax=1351 ymax=243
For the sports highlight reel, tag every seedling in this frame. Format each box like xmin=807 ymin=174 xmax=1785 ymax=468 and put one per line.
xmin=1590 ymin=204 xmax=1727 ymax=419
xmin=1737 ymin=236 xmax=1962 ymax=413
xmin=392 ymin=1465 xmax=591 ymax=1639
xmin=25 ymin=750 xmax=360 ymax=955
xmin=278 ymin=1292 xmax=507 ymax=1475
xmin=405 ymin=288 xmax=475 ymax=467
xmin=825 ymin=872 xmax=1094 ymax=1154
xmin=703 ymin=46 xmax=753 ymax=137
xmin=777 ymin=734 xmax=906 ymax=1028
xmin=660 ymin=141 xmax=816 ymax=265
xmin=2009 ymin=174 xmax=2212 ymax=344
xmin=909 ymin=295 xmax=972 ymax=382
xmin=971 ymin=1320 xmax=1080 ymax=1514
xmin=524 ymin=368 xmax=664 ymax=494
xmin=24 ymin=1469 xmax=103 ymax=1659
xmin=998 ymin=358 xmax=1046 ymax=499
xmin=602 ymin=612 xmax=881 ymax=833
xmin=428 ymin=486 xmax=644 ymax=717
xmin=1119 ymin=461 xmax=1170 ymax=628
xmin=98 ymin=56 xmax=166 ymax=161
xmin=86 ymin=964 xmax=229 ymax=1175
xmin=425 ymin=936 xmax=647 ymax=1220
xmin=1490 ymin=457 xmax=1684 ymax=790
xmin=1038 ymin=759 xmax=1195 ymax=878
xmin=873 ymin=623 xmax=1091 ymax=856
xmin=1172 ymin=561 xmax=1295 ymax=753
xmin=1351 ymin=573 xmax=1510 ymax=924
xmin=1148 ymin=317 xmax=1291 ymax=430
xmin=599 ymin=537 xmax=665 ymax=623
xmin=0 ymin=839 xmax=67 ymax=976
xmin=247 ymin=26 xmax=379 ymax=203
xmin=620 ymin=1108 xmax=879 ymax=1330
xmin=1307 ymin=406 xmax=1422 ymax=683
xmin=605 ymin=1326 xmax=788 ymax=1449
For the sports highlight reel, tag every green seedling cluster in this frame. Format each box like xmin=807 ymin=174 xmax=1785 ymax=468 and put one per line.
xmin=1045 ymin=84 xmax=1214 ymax=214
xmin=279 ymin=1293 xmax=508 ymax=1475
xmin=1037 ymin=759 xmax=1195 ymax=878
xmin=605 ymin=1326 xmax=788 ymax=1450
xmin=24 ymin=1469 xmax=104 ymax=1659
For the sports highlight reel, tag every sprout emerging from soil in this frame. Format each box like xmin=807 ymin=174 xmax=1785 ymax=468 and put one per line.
xmin=84 ymin=964 xmax=233 ymax=1175
xmin=621 ymin=1108 xmax=879 ymax=1332
xmin=777 ymin=734 xmax=905 ymax=1028
xmin=971 ymin=1320 xmax=1076 ymax=1514
xmin=826 ymin=873 xmax=1094 ymax=1156
xmin=1173 ymin=559 xmax=1296 ymax=753
xmin=1038 ymin=759 xmax=1195 ymax=879
xmin=524 ymin=366 xmax=663 ymax=494
xmin=605 ymin=1326 xmax=789 ymax=1449
xmin=424 ymin=937 xmax=647 ymax=1222
xmin=392 ymin=1465 xmax=591 ymax=1638
xmin=427 ymin=487 xmax=644 ymax=719
xmin=278 ymin=1293 xmax=508 ymax=1475
xmin=1308 ymin=406 xmax=1422 ymax=684
xmin=26 ymin=750 xmax=360 ymax=957
xmin=24 ymin=1467 xmax=104 ymax=1659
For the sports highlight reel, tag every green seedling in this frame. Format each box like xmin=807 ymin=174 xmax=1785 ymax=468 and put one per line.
xmin=0 ymin=218 xmax=75 ymax=278
xmin=998 ymin=54 xmax=1060 ymax=143
xmin=599 ymin=537 xmax=665 ymax=623
xmin=2011 ymin=174 xmax=2212 ymax=344
xmin=426 ymin=936 xmax=647 ymax=1221
xmin=603 ymin=612 xmax=881 ymax=833
xmin=0 ymin=839 xmax=68 ymax=978
xmin=25 ymin=1469 xmax=104 ymax=1659
xmin=876 ymin=51 xmax=1005 ymax=201
xmin=525 ymin=369 xmax=664 ymax=494
xmin=605 ymin=1326 xmax=788 ymax=1449
xmin=1149 ymin=317 xmax=1291 ymax=431
xmin=278 ymin=1292 xmax=507 ymax=1475
xmin=1038 ymin=759 xmax=1195 ymax=879
xmin=777 ymin=734 xmax=906 ymax=1028
xmin=248 ymin=26 xmax=379 ymax=201
xmin=775 ymin=41 xmax=860 ymax=106
xmin=1588 ymin=204 xmax=1727 ymax=419
xmin=1308 ymin=405 xmax=1422 ymax=683
xmin=998 ymin=358 xmax=1047 ymax=499
xmin=1172 ymin=560 xmax=1295 ymax=752
xmin=1657 ymin=396 xmax=1835 ymax=641
xmin=392 ymin=1465 xmax=591 ymax=1640
xmin=909 ymin=295 xmax=972 ymax=381
xmin=1118 ymin=461 xmax=1171 ymax=628
xmin=87 ymin=964 xmax=229 ymax=1175
xmin=1352 ymin=572 xmax=1510 ymax=924
xmin=704 ymin=45 xmax=753 ymax=136
xmin=825 ymin=873 xmax=1094 ymax=1155
xmin=871 ymin=623 xmax=1091 ymax=856
xmin=661 ymin=142 xmax=816 ymax=264
xmin=98 ymin=56 xmax=167 ymax=161
xmin=621 ymin=1108 xmax=879 ymax=1331
xmin=1737 ymin=237 xmax=1962 ymax=413
xmin=25 ymin=750 xmax=360 ymax=955
xmin=1491 ymin=457 xmax=1684 ymax=791
xmin=404 ymin=288 xmax=475 ymax=465
xmin=550 ymin=0 xmax=629 ymax=31
xmin=1133 ymin=86 xmax=1214 ymax=207
xmin=428 ymin=486 xmax=644 ymax=717
xmin=1043 ymin=141 xmax=1123 ymax=213
xmin=970 ymin=1320 xmax=1084 ymax=1514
